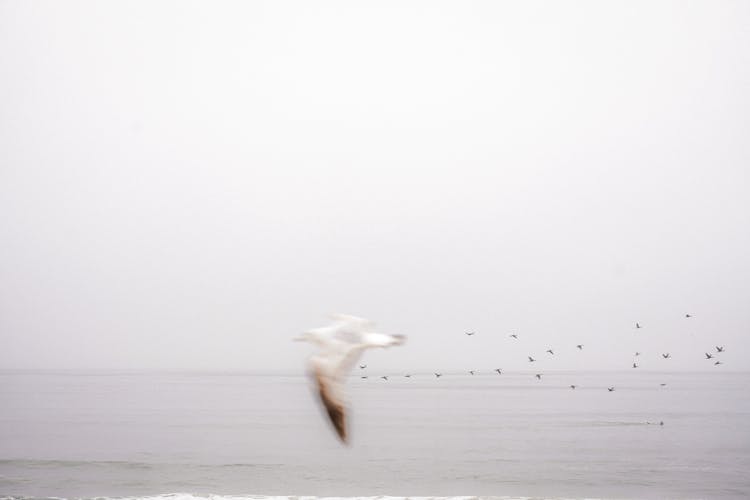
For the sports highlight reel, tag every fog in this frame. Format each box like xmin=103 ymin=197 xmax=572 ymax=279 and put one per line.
xmin=1 ymin=1 xmax=748 ymax=373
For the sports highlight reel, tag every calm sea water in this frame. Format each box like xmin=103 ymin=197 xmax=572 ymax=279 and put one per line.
xmin=0 ymin=370 xmax=748 ymax=500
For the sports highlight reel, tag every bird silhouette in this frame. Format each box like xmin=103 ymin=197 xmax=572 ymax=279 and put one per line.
xmin=535 ymin=373 xmax=542 ymax=380
xmin=635 ymin=352 xmax=641 ymax=357
xmin=660 ymin=383 xmax=667 ymax=387
xmin=570 ymin=384 xmax=577 ymax=389
xmin=469 ymin=370 xmax=475 ymax=375
xmin=360 ymin=376 xmax=368 ymax=379
xmin=716 ymin=346 xmax=725 ymax=352
xmin=576 ymin=344 xmax=583 ymax=350
xmin=510 ymin=334 xmax=518 ymax=339
xmin=636 ymin=323 xmax=641 ymax=329
xmin=380 ymin=376 xmax=388 ymax=380
xmin=434 ymin=373 xmax=442 ymax=378
xmin=662 ymin=353 xmax=671 ymax=359
xmin=607 ymin=387 xmax=615 ymax=392
xmin=494 ymin=368 xmax=502 ymax=374
xmin=546 ymin=349 xmax=554 ymax=355
xmin=404 ymin=374 xmax=412 ymax=378
xmin=685 ymin=314 xmax=692 ymax=318
xmin=465 ymin=331 xmax=475 ymax=336
xmin=633 ymin=363 xmax=638 ymax=368
xmin=359 ymin=365 xmax=367 ymax=369
xmin=705 ymin=353 xmax=714 ymax=359
xmin=714 ymin=361 xmax=723 ymax=366
xmin=528 ymin=356 xmax=536 ymax=362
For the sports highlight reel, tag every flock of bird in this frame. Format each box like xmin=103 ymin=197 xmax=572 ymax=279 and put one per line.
xmin=356 ymin=314 xmax=727 ymax=391
xmin=296 ymin=313 xmax=727 ymax=444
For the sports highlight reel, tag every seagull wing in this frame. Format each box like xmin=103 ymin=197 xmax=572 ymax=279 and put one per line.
xmin=309 ymin=341 xmax=367 ymax=444
xmin=311 ymin=361 xmax=348 ymax=442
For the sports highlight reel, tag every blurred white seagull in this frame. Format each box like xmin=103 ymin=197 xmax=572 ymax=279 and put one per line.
xmin=294 ymin=314 xmax=406 ymax=444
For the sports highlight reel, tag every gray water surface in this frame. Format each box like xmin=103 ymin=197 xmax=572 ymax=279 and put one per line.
xmin=1 ymin=371 xmax=748 ymax=499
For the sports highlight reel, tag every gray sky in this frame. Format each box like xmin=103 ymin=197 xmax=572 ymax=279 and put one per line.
xmin=1 ymin=1 xmax=748 ymax=373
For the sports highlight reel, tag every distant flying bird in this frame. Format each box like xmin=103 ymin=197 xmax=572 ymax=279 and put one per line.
xmin=716 ymin=346 xmax=725 ymax=352
xmin=380 ymin=376 xmax=388 ymax=381
xmin=685 ymin=314 xmax=692 ymax=318
xmin=576 ymin=344 xmax=583 ymax=350
xmin=633 ymin=363 xmax=638 ymax=368
xmin=660 ymin=383 xmax=667 ymax=387
xmin=570 ymin=385 xmax=577 ymax=389
xmin=465 ymin=331 xmax=475 ymax=336
xmin=360 ymin=376 xmax=368 ymax=379
xmin=714 ymin=361 xmax=723 ymax=366
xmin=469 ymin=370 xmax=475 ymax=375
xmin=705 ymin=353 xmax=714 ymax=359
xmin=662 ymin=353 xmax=671 ymax=359
xmin=528 ymin=356 xmax=536 ymax=362
xmin=535 ymin=373 xmax=542 ymax=380
xmin=607 ymin=387 xmax=615 ymax=392
xmin=546 ymin=349 xmax=554 ymax=355
xmin=359 ymin=365 xmax=367 ymax=369
xmin=294 ymin=314 xmax=406 ymax=444
xmin=635 ymin=352 xmax=641 ymax=357
xmin=510 ymin=334 xmax=518 ymax=339
xmin=434 ymin=373 xmax=442 ymax=378
xmin=636 ymin=323 xmax=641 ymax=329
xmin=404 ymin=374 xmax=411 ymax=378
xmin=494 ymin=368 xmax=502 ymax=375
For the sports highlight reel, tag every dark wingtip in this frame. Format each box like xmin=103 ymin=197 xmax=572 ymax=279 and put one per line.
xmin=333 ymin=420 xmax=348 ymax=444
xmin=314 ymin=371 xmax=348 ymax=445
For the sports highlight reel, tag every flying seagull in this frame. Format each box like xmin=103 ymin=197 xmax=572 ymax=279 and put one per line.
xmin=546 ymin=349 xmax=554 ymax=355
xmin=635 ymin=352 xmax=641 ymax=357
xmin=716 ymin=346 xmax=725 ymax=352
xmin=465 ymin=331 xmax=476 ymax=336
xmin=528 ymin=356 xmax=536 ymax=363
xmin=435 ymin=373 xmax=442 ymax=378
xmin=360 ymin=376 xmax=368 ymax=379
xmin=705 ymin=353 xmax=714 ymax=359
xmin=510 ymin=334 xmax=518 ymax=339
xmin=570 ymin=384 xmax=577 ymax=389
xmin=607 ymin=387 xmax=615 ymax=392
xmin=576 ymin=344 xmax=583 ymax=350
xmin=469 ymin=370 xmax=475 ymax=375
xmin=295 ymin=314 xmax=405 ymax=444
xmin=535 ymin=373 xmax=542 ymax=380
xmin=662 ymin=353 xmax=671 ymax=359
xmin=660 ymin=383 xmax=667 ymax=387
xmin=494 ymin=368 xmax=502 ymax=374
xmin=404 ymin=374 xmax=412 ymax=378
xmin=685 ymin=313 xmax=692 ymax=318
xmin=380 ymin=376 xmax=388 ymax=381
xmin=714 ymin=361 xmax=723 ymax=366
xmin=359 ymin=365 xmax=367 ymax=369
xmin=633 ymin=363 xmax=638 ymax=368
xmin=636 ymin=323 xmax=641 ymax=329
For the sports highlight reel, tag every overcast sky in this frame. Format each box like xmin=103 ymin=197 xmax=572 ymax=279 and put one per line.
xmin=1 ymin=1 xmax=748 ymax=373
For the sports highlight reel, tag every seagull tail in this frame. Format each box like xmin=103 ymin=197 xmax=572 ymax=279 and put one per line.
xmin=391 ymin=334 xmax=407 ymax=346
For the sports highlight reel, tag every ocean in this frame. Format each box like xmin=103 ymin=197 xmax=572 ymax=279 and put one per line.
xmin=1 ymin=370 xmax=748 ymax=500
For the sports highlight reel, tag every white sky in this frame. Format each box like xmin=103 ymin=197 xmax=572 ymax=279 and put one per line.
xmin=1 ymin=1 xmax=748 ymax=373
